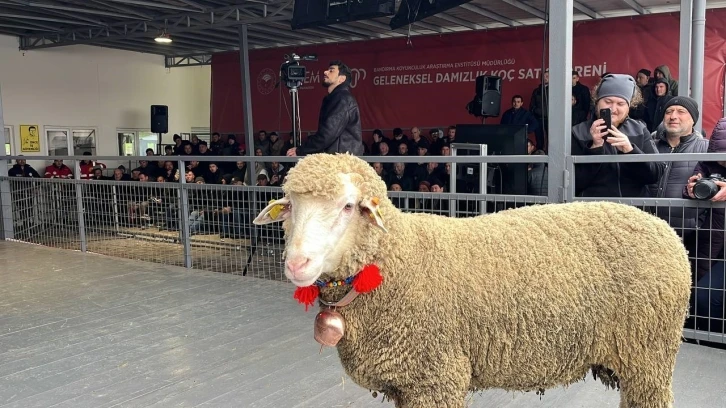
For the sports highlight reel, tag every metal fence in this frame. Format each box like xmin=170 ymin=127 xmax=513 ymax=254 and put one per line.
xmin=0 ymin=152 xmax=724 ymax=345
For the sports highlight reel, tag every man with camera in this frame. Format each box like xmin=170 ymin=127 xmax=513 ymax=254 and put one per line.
xmin=649 ymin=96 xmax=708 ymax=235
xmin=287 ymin=60 xmax=363 ymax=157
xmin=685 ymin=117 xmax=726 ymax=279
xmin=571 ymin=73 xmax=664 ymax=197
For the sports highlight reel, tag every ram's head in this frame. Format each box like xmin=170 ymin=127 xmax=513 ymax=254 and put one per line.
xmin=253 ymin=154 xmax=389 ymax=287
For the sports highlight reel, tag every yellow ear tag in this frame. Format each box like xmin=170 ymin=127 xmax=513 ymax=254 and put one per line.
xmin=268 ymin=200 xmax=285 ymax=220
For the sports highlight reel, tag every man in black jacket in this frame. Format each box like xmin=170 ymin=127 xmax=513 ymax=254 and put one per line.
xmin=571 ymin=73 xmax=664 ymax=197
xmin=287 ymin=60 xmax=363 ymax=156
xmin=648 ymin=96 xmax=707 ymax=234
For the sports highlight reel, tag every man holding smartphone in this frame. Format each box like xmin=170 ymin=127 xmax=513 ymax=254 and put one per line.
xmin=571 ymin=73 xmax=664 ymax=197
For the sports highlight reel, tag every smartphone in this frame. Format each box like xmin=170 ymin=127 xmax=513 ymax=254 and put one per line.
xmin=599 ymin=108 xmax=612 ymax=140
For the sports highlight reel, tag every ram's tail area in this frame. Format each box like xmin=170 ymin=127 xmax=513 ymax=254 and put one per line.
xmin=590 ymin=364 xmax=621 ymax=390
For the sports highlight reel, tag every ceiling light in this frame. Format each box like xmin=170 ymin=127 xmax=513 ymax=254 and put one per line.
xmin=155 ymin=31 xmax=172 ymax=43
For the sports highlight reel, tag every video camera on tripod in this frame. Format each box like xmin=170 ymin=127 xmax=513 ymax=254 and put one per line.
xmin=280 ymin=53 xmax=317 ymax=148
xmin=280 ymin=53 xmax=317 ymax=89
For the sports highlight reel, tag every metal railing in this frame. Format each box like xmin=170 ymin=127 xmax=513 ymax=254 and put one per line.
xmin=0 ymin=152 xmax=724 ymax=344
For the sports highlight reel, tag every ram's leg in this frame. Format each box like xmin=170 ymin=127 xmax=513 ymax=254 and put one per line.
xmin=394 ymin=357 xmax=471 ymax=408
xmin=617 ymin=351 xmax=676 ymax=408
xmin=395 ymin=388 xmax=467 ymax=408
xmin=618 ymin=376 xmax=673 ymax=408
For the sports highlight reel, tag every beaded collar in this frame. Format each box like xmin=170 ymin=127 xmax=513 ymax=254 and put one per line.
xmin=293 ymin=264 xmax=383 ymax=311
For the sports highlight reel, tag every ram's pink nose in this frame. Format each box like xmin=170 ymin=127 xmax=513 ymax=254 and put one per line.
xmin=286 ymin=257 xmax=311 ymax=279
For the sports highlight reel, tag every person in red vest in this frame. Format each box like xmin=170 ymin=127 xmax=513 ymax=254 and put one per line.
xmin=79 ymin=152 xmax=107 ymax=180
xmin=44 ymin=159 xmax=73 ymax=179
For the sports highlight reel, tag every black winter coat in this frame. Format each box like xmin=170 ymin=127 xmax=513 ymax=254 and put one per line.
xmin=648 ymin=129 xmax=709 ymax=230
xmin=296 ymin=84 xmax=363 ymax=156
xmin=572 ymin=118 xmax=665 ymax=197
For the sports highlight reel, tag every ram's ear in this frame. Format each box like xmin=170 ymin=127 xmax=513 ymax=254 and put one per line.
xmin=253 ymin=197 xmax=290 ymax=225
xmin=359 ymin=196 xmax=388 ymax=233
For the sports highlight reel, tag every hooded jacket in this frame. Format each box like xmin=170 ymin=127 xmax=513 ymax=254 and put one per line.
xmin=572 ymin=117 xmax=664 ymax=197
xmin=646 ymin=79 xmax=674 ymax=132
xmin=654 ymin=65 xmax=680 ymax=96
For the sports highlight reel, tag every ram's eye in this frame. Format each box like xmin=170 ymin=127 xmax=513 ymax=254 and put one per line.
xmin=344 ymin=203 xmax=355 ymax=211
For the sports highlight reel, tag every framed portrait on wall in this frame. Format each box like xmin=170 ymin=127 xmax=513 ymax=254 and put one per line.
xmin=19 ymin=125 xmax=41 ymax=152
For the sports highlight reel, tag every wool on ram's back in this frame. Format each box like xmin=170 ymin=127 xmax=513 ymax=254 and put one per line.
xmin=268 ymin=153 xmax=691 ymax=408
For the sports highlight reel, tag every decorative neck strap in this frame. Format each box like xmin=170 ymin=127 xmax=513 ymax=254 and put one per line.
xmin=293 ymin=264 xmax=383 ymax=311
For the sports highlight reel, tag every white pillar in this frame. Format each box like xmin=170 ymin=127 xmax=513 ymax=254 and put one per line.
xmin=238 ymin=25 xmax=256 ymax=186
xmin=690 ymin=0 xmax=706 ymax=130
xmin=0 ymin=84 xmax=12 ymax=239
xmin=547 ymin=0 xmax=573 ymax=203
xmin=678 ymin=0 xmax=692 ymax=97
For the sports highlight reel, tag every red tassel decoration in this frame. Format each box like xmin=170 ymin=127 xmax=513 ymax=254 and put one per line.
xmin=352 ymin=264 xmax=383 ymax=294
xmin=293 ymin=285 xmax=320 ymax=311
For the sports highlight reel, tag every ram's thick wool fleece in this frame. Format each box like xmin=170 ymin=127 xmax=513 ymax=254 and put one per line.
xmin=280 ymin=153 xmax=692 ymax=408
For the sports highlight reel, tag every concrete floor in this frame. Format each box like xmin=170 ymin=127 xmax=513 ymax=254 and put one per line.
xmin=0 ymin=241 xmax=724 ymax=408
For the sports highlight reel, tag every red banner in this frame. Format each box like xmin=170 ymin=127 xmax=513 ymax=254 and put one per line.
xmin=211 ymin=10 xmax=726 ymax=140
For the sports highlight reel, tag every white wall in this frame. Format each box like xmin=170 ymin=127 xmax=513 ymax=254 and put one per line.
xmin=0 ymin=34 xmax=210 ymax=165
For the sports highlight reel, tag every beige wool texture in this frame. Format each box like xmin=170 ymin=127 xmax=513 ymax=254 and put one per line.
xmin=280 ymin=153 xmax=692 ymax=408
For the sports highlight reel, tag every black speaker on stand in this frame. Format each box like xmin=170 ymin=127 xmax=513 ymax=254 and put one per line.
xmin=466 ymin=75 xmax=502 ymax=122
xmin=151 ymin=105 xmax=168 ymax=153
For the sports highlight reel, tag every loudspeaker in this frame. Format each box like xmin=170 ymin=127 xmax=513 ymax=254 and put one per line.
xmin=475 ymin=75 xmax=501 ymax=117
xmin=151 ymin=105 xmax=168 ymax=133
xmin=475 ymin=75 xmax=501 ymax=97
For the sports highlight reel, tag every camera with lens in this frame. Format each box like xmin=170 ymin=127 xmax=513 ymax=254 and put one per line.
xmin=693 ymin=173 xmax=726 ymax=200
xmin=280 ymin=53 xmax=317 ymax=89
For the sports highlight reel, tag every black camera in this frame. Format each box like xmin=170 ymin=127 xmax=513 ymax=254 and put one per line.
xmin=693 ymin=173 xmax=726 ymax=200
xmin=280 ymin=53 xmax=316 ymax=89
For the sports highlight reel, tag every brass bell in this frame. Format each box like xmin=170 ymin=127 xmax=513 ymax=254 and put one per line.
xmin=314 ymin=308 xmax=345 ymax=347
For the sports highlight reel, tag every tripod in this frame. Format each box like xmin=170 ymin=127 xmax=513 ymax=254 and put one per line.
xmin=289 ymin=85 xmax=301 ymax=148
xmin=243 ymin=84 xmax=300 ymax=277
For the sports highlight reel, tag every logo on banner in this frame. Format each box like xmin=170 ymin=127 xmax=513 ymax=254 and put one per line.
xmin=257 ymin=68 xmax=277 ymax=95
xmin=349 ymin=68 xmax=367 ymax=88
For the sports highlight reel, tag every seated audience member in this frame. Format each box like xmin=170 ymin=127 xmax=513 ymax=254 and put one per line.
xmin=133 ymin=160 xmax=158 ymax=179
xmin=126 ymin=172 xmax=151 ymax=226
xmin=388 ymin=182 xmax=405 ymax=209
xmin=111 ymin=167 xmax=130 ymax=181
xmin=571 ymin=73 xmax=664 ymax=197
xmin=204 ymin=162 xmax=224 ymax=184
xmin=160 ymin=161 xmax=178 ymax=182
xmin=232 ymin=161 xmax=247 ymax=183
xmin=684 ymin=117 xmax=726 ymax=280
xmin=209 ymin=132 xmax=223 ymax=154
xmin=44 ymin=160 xmax=73 ymax=179
xmin=386 ymin=163 xmax=414 ymax=192
xmin=268 ymin=132 xmax=285 ymax=157
xmin=372 ymin=162 xmax=387 ymax=185
xmin=267 ymin=162 xmax=288 ymax=187
xmin=185 ymin=177 xmax=207 ymax=234
xmin=91 ymin=168 xmax=108 ymax=180
xmin=220 ymin=185 xmax=252 ymax=240
xmin=9 ymin=158 xmax=40 ymax=178
xmin=80 ymin=152 xmax=107 ymax=180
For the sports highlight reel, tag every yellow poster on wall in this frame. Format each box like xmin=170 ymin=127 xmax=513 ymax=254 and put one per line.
xmin=20 ymin=125 xmax=41 ymax=152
